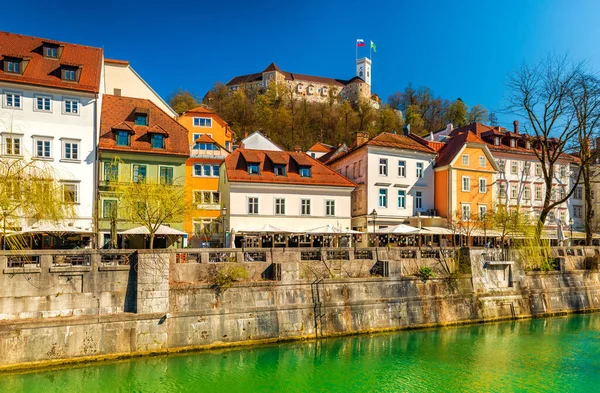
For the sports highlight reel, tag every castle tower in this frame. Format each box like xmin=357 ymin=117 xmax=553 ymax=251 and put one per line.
xmin=356 ymin=57 xmax=372 ymax=86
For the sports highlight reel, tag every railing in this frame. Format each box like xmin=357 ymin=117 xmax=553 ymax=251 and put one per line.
xmin=301 ymin=250 xmax=321 ymax=261
xmin=175 ymin=252 xmax=201 ymax=263
xmin=326 ymin=250 xmax=350 ymax=260
xmin=100 ymin=252 xmax=133 ymax=266
xmin=7 ymin=255 xmax=40 ymax=268
xmin=209 ymin=251 xmax=238 ymax=263
xmin=52 ymin=254 xmax=91 ymax=267
xmin=244 ymin=251 xmax=267 ymax=262
xmin=354 ymin=249 xmax=373 ymax=260
xmin=397 ymin=249 xmax=417 ymax=258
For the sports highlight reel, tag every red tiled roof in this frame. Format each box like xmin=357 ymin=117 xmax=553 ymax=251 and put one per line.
xmin=195 ymin=134 xmax=217 ymax=144
xmin=225 ymin=148 xmax=356 ymax=188
xmin=263 ymin=62 xmax=281 ymax=72
xmin=104 ymin=58 xmax=129 ymax=65
xmin=181 ymin=106 xmax=228 ymax=128
xmin=308 ymin=142 xmax=334 ymax=153
xmin=265 ymin=151 xmax=288 ymax=165
xmin=99 ymin=95 xmax=189 ymax=157
xmin=0 ymin=31 xmax=102 ymax=93
xmin=241 ymin=149 xmax=261 ymax=163
xmin=367 ymin=133 xmax=437 ymax=154
xmin=435 ymin=131 xmax=488 ymax=167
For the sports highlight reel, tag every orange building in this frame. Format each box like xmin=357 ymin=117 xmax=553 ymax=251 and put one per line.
xmin=178 ymin=107 xmax=234 ymax=246
xmin=433 ymin=131 xmax=499 ymax=221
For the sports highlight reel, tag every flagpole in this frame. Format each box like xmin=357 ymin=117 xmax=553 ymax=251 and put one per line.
xmin=369 ymin=40 xmax=371 ymax=59
xmin=356 ymin=40 xmax=358 ymax=61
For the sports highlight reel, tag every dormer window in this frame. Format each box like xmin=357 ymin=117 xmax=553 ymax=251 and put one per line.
xmin=494 ymin=137 xmax=500 ymax=146
xmin=45 ymin=47 xmax=57 ymax=58
xmin=116 ymin=131 xmax=130 ymax=146
xmin=135 ymin=113 xmax=148 ymax=126
xmin=61 ymin=66 xmax=80 ymax=82
xmin=299 ymin=166 xmax=311 ymax=177
xmin=151 ymin=134 xmax=165 ymax=149
xmin=274 ymin=164 xmax=286 ymax=176
xmin=248 ymin=163 xmax=260 ymax=175
xmin=526 ymin=141 xmax=531 ymax=149
xmin=43 ymin=42 xmax=62 ymax=59
xmin=307 ymin=85 xmax=314 ymax=95
xmin=6 ymin=60 xmax=20 ymax=73
xmin=510 ymin=139 xmax=516 ymax=148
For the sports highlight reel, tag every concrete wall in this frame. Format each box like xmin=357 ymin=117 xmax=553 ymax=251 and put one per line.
xmin=1 ymin=246 xmax=600 ymax=370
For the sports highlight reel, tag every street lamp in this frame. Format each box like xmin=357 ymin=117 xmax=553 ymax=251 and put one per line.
xmin=569 ymin=217 xmax=574 ymax=246
xmin=370 ymin=209 xmax=378 ymax=247
xmin=221 ymin=206 xmax=228 ymax=248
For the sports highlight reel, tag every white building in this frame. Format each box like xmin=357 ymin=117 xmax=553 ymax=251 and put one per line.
xmin=220 ymin=148 xmax=355 ymax=246
xmin=103 ymin=59 xmax=177 ymax=118
xmin=0 ymin=32 xmax=104 ymax=242
xmin=327 ymin=131 xmax=438 ymax=232
xmin=239 ymin=130 xmax=283 ymax=151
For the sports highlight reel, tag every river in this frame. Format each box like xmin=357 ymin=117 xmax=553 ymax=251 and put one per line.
xmin=1 ymin=313 xmax=599 ymax=392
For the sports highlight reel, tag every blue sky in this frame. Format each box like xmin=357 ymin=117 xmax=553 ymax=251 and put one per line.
xmin=3 ymin=0 xmax=600 ymax=127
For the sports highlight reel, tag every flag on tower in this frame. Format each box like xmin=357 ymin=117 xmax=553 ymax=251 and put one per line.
xmin=370 ymin=40 xmax=377 ymax=52
xmin=356 ymin=39 xmax=365 ymax=47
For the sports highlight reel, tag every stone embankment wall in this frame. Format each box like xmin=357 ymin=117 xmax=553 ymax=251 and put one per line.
xmin=0 ymin=246 xmax=598 ymax=370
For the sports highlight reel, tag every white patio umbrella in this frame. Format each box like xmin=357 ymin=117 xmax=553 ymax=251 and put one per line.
xmin=377 ymin=224 xmax=420 ymax=234
xmin=120 ymin=225 xmax=186 ymax=236
xmin=238 ymin=224 xmax=291 ymax=233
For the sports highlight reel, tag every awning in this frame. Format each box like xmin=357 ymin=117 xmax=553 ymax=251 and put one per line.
xmin=120 ymin=225 xmax=186 ymax=236
xmin=304 ymin=225 xmax=362 ymax=234
xmin=15 ymin=223 xmax=92 ymax=235
xmin=237 ymin=224 xmax=292 ymax=234
xmin=377 ymin=224 xmax=420 ymax=234
xmin=420 ymin=226 xmax=455 ymax=235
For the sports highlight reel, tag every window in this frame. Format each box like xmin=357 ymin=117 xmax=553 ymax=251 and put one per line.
xmin=495 ymin=137 xmax=500 ymax=146
xmin=104 ymin=162 xmax=119 ymax=182
xmin=62 ymin=182 xmax=79 ymax=203
xmin=398 ymin=161 xmax=406 ymax=177
xmin=462 ymin=176 xmax=470 ymax=192
xmin=416 ymin=162 xmax=423 ymax=178
xmin=299 ymin=167 xmax=311 ymax=177
xmin=511 ymin=185 xmax=518 ymax=199
xmin=248 ymin=197 xmax=259 ymax=215
xmin=511 ymin=161 xmax=518 ymax=175
xmin=34 ymin=138 xmax=52 ymax=158
xmin=535 ymin=186 xmax=542 ymax=201
xmin=575 ymin=187 xmax=583 ymax=200
xmin=6 ymin=60 xmax=20 ymax=73
xmin=116 ymin=131 xmax=130 ymax=146
xmin=102 ymin=199 xmax=117 ymax=218
xmin=461 ymin=204 xmax=471 ymax=220
xmin=64 ymin=99 xmax=79 ymax=114
xmin=275 ymin=198 xmax=286 ymax=215
xmin=225 ymin=141 xmax=231 ymax=151
xmin=479 ymin=156 xmax=486 ymax=168
xmin=353 ymin=162 xmax=358 ymax=179
xmin=574 ymin=206 xmax=582 ymax=219
xmin=301 ymin=199 xmax=311 ymax=215
xmin=210 ymin=165 xmax=219 ymax=177
xmin=547 ymin=211 xmax=555 ymax=223
xmin=478 ymin=205 xmax=487 ymax=219
xmin=479 ymin=178 xmax=487 ymax=193
xmin=63 ymin=68 xmax=76 ymax=81
xmin=358 ymin=160 xmax=362 ymax=177
xmin=499 ymin=183 xmax=506 ymax=198
xmin=62 ymin=140 xmax=79 ymax=160
xmin=151 ymin=134 xmax=165 ymax=149
xmin=159 ymin=166 xmax=174 ymax=185
xmin=193 ymin=117 xmax=212 ymax=127
xmin=397 ymin=190 xmax=406 ymax=208
xmin=326 ymin=200 xmax=335 ymax=216
xmin=498 ymin=160 xmax=505 ymax=172
xmin=274 ymin=165 xmax=286 ymax=176
xmin=203 ymin=164 xmax=211 ymax=176
xmin=510 ymin=139 xmax=516 ymax=148
xmin=535 ymin=163 xmax=542 ymax=176
xmin=35 ymin=96 xmax=51 ymax=112
xmin=310 ymin=153 xmax=315 ymax=158
xmin=45 ymin=47 xmax=57 ymax=58
xmin=248 ymin=163 xmax=260 ymax=175
xmin=415 ymin=191 xmax=423 ymax=209
xmin=524 ymin=186 xmax=531 ymax=200
xmin=559 ymin=210 xmax=566 ymax=223
xmin=560 ymin=166 xmax=566 ymax=178
xmin=379 ymin=188 xmax=388 ymax=208
xmin=4 ymin=91 xmax=22 ymax=108
xmin=462 ymin=154 xmax=469 ymax=165
xmin=193 ymin=191 xmax=220 ymax=205
xmin=135 ymin=114 xmax=148 ymax=126
xmin=132 ymin=164 xmax=147 ymax=183
xmin=524 ymin=162 xmax=531 ymax=176
xmin=3 ymin=135 xmax=21 ymax=155
xmin=379 ymin=158 xmax=388 ymax=176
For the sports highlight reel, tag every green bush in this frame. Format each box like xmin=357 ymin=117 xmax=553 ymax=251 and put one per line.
xmin=210 ymin=264 xmax=249 ymax=294
xmin=417 ymin=266 xmax=436 ymax=280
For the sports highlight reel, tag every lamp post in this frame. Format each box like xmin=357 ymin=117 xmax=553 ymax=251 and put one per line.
xmin=569 ymin=217 xmax=574 ymax=246
xmin=370 ymin=209 xmax=378 ymax=247
xmin=221 ymin=206 xmax=228 ymax=248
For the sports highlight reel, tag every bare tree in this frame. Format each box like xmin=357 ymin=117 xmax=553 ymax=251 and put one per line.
xmin=507 ymin=55 xmax=585 ymax=238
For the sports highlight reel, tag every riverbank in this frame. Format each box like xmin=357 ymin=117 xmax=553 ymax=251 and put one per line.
xmin=0 ymin=246 xmax=599 ymax=372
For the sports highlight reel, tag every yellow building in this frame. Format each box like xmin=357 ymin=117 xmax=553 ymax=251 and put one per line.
xmin=434 ymin=131 xmax=499 ymax=222
xmin=178 ymin=107 xmax=234 ymax=246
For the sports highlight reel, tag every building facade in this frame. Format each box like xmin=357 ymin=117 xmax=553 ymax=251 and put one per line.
xmin=327 ymin=132 xmax=438 ymax=232
xmin=178 ymin=106 xmax=233 ymax=246
xmin=0 ymin=31 xmax=104 ymax=246
xmin=220 ymin=148 xmax=355 ymax=245
xmin=97 ymin=95 xmax=189 ymax=248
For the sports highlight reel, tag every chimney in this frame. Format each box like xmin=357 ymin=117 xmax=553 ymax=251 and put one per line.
xmin=354 ymin=131 xmax=369 ymax=148
xmin=244 ymin=131 xmax=248 ymax=138
xmin=513 ymin=120 xmax=519 ymax=134
xmin=446 ymin=123 xmax=454 ymax=134
xmin=294 ymin=145 xmax=302 ymax=152
xmin=403 ymin=124 xmax=411 ymax=136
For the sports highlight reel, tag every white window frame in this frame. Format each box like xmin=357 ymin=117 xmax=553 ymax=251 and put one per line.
xmin=462 ymin=176 xmax=470 ymax=192
xmin=325 ymin=199 xmax=335 ymax=216
xmin=159 ymin=165 xmax=175 ymax=185
xmin=132 ymin=163 xmax=148 ymax=183
xmin=478 ymin=177 xmax=487 ymax=194
xmin=462 ymin=154 xmax=469 ymax=165
xmin=32 ymin=136 xmax=53 ymax=159
xmin=535 ymin=186 xmax=542 ymax=201
xmin=524 ymin=186 xmax=531 ymax=200
xmin=397 ymin=190 xmax=406 ymax=209
xmin=102 ymin=198 xmax=118 ymax=219
xmin=478 ymin=204 xmax=487 ymax=219
xmin=61 ymin=181 xmax=79 ymax=204
xmin=247 ymin=196 xmax=259 ymax=215
xmin=378 ymin=188 xmax=388 ymax=208
xmin=535 ymin=163 xmax=542 ymax=176
xmin=461 ymin=203 xmax=471 ymax=220
xmin=379 ymin=158 xmax=388 ymax=176
xmin=416 ymin=162 xmax=423 ymax=178
xmin=2 ymin=133 xmax=23 ymax=156
xmin=61 ymin=138 xmax=81 ymax=162
xmin=511 ymin=161 xmax=518 ymax=175
xmin=3 ymin=90 xmax=23 ymax=109
xmin=511 ymin=185 xmax=518 ymax=199
xmin=301 ymin=198 xmax=312 ymax=216
xmin=62 ymin=97 xmax=80 ymax=115
xmin=34 ymin=95 xmax=52 ymax=113
xmin=479 ymin=156 xmax=486 ymax=168
xmin=275 ymin=198 xmax=286 ymax=215
xmin=193 ymin=117 xmax=213 ymax=128
xmin=415 ymin=191 xmax=423 ymax=209
xmin=574 ymin=206 xmax=582 ymax=219
xmin=397 ymin=160 xmax=406 ymax=177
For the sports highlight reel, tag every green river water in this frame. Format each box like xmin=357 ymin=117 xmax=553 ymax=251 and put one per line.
xmin=1 ymin=313 xmax=600 ymax=392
